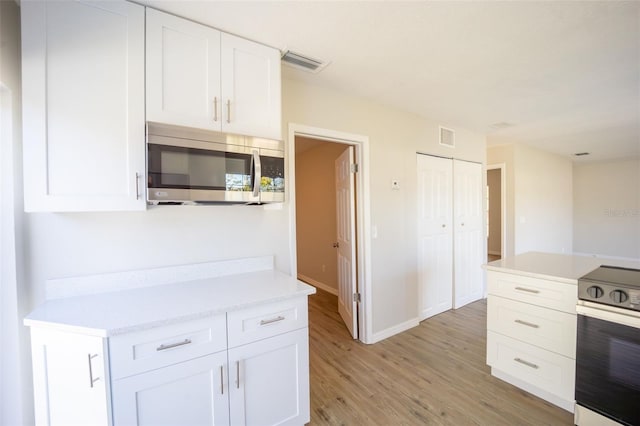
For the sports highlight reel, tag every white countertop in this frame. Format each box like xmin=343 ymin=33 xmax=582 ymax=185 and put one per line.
xmin=25 ymin=269 xmax=316 ymax=337
xmin=484 ymin=252 xmax=640 ymax=284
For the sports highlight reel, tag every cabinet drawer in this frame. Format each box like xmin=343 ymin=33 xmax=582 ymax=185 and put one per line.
xmin=487 ymin=271 xmax=577 ymax=313
xmin=109 ymin=315 xmax=227 ymax=379
xmin=227 ymin=297 xmax=308 ymax=348
xmin=487 ymin=331 xmax=575 ymax=401
xmin=487 ymin=296 xmax=577 ymax=358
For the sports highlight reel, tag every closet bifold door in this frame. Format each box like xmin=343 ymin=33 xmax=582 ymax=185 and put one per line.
xmin=452 ymin=159 xmax=484 ymax=309
xmin=417 ymin=154 xmax=454 ymax=320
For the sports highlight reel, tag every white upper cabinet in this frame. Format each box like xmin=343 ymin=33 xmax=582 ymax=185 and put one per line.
xmin=21 ymin=0 xmax=146 ymax=212
xmin=145 ymin=8 xmax=222 ymax=131
xmin=221 ymin=33 xmax=282 ymax=140
xmin=146 ymin=9 xmax=282 ymax=140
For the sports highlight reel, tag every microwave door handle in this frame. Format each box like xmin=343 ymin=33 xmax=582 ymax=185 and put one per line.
xmin=252 ymin=149 xmax=261 ymax=197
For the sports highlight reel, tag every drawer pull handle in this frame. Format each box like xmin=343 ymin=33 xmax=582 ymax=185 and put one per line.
xmin=514 ymin=357 xmax=539 ymax=369
xmin=220 ymin=365 xmax=224 ymax=395
xmin=514 ymin=319 xmax=540 ymax=329
xmin=156 ymin=339 xmax=192 ymax=351
xmin=260 ymin=316 xmax=285 ymax=326
xmin=515 ymin=286 xmax=540 ymax=294
xmin=236 ymin=360 xmax=240 ymax=389
xmin=87 ymin=353 xmax=100 ymax=388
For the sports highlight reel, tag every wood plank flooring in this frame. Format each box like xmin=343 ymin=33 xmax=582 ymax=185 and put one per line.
xmin=308 ymin=289 xmax=573 ymax=425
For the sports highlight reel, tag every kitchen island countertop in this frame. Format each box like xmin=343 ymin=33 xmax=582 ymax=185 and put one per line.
xmin=484 ymin=251 xmax=640 ymax=284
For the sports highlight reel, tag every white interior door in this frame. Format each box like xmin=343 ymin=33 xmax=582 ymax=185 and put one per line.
xmin=417 ymin=154 xmax=454 ymax=320
xmin=335 ymin=146 xmax=358 ymax=338
xmin=453 ymin=160 xmax=484 ymax=308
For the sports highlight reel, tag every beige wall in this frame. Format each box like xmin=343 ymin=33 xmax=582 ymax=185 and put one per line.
xmin=487 ymin=143 xmax=573 ymax=256
xmin=487 ymin=168 xmax=502 ymax=255
xmin=487 ymin=145 xmax=515 ymax=256
xmin=573 ymin=159 xmax=640 ymax=259
xmin=283 ymin=78 xmax=486 ymax=335
xmin=514 ymin=143 xmax=573 ymax=254
xmin=295 ymin=140 xmax=347 ymax=292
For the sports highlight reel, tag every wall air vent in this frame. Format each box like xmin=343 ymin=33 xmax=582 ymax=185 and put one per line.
xmin=439 ymin=126 xmax=455 ymax=148
xmin=281 ymin=50 xmax=329 ymax=73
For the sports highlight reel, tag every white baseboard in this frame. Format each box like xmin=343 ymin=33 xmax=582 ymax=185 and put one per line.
xmin=488 ymin=250 xmax=501 ymax=256
xmin=369 ymin=317 xmax=419 ymax=344
xmin=297 ymin=274 xmax=338 ymax=296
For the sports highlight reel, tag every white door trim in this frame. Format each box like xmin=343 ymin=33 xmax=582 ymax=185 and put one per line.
xmin=287 ymin=123 xmax=372 ymax=344
xmin=487 ymin=163 xmax=507 ymax=259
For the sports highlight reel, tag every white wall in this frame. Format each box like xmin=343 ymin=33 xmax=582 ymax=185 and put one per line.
xmin=0 ymin=1 xmax=28 ymax=424
xmin=573 ymin=159 xmax=640 ymax=259
xmin=487 ymin=143 xmax=573 ymax=256
xmin=283 ymin=78 xmax=486 ymax=335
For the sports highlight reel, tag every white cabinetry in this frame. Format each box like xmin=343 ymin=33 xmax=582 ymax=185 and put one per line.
xmin=486 ymin=270 xmax=577 ymax=412
xmin=417 ymin=155 xmax=484 ymax=319
xmin=28 ymin=297 xmax=310 ymax=426
xmin=112 ymin=352 xmax=230 ymax=426
xmin=146 ymin=9 xmax=282 ymax=140
xmin=30 ymin=328 xmax=111 ymax=426
xmin=21 ymin=0 xmax=146 ymax=212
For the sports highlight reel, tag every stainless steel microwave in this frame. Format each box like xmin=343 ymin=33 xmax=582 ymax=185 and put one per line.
xmin=146 ymin=122 xmax=284 ymax=205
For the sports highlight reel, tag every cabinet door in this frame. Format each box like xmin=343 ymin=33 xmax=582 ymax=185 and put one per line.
xmin=229 ymin=328 xmax=310 ymax=426
xmin=146 ymin=8 xmax=222 ymax=131
xmin=221 ymin=34 xmax=281 ymax=140
xmin=453 ymin=159 xmax=485 ymax=308
xmin=30 ymin=328 xmax=110 ymax=426
xmin=112 ymin=351 xmax=229 ymax=426
xmin=21 ymin=1 xmax=145 ymax=212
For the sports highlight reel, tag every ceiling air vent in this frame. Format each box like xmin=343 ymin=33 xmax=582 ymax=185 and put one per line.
xmin=281 ymin=50 xmax=329 ymax=73
xmin=439 ymin=126 xmax=455 ymax=148
xmin=574 ymin=152 xmax=590 ymax=157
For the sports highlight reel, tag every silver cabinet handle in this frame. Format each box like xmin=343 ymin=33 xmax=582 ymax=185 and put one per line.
xmin=514 ymin=357 xmax=539 ymax=369
xmin=251 ymin=149 xmax=261 ymax=197
xmin=156 ymin=339 xmax=192 ymax=351
xmin=213 ymin=97 xmax=218 ymax=122
xmin=226 ymin=99 xmax=231 ymax=123
xmin=87 ymin=353 xmax=100 ymax=388
xmin=236 ymin=360 xmax=240 ymax=389
xmin=220 ymin=365 xmax=224 ymax=395
xmin=135 ymin=172 xmax=140 ymax=200
xmin=260 ymin=316 xmax=285 ymax=326
xmin=515 ymin=319 xmax=540 ymax=329
xmin=515 ymin=286 xmax=540 ymax=294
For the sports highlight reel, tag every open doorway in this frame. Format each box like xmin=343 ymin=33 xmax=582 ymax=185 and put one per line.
xmin=287 ymin=124 xmax=371 ymax=343
xmin=487 ymin=164 xmax=506 ymax=261
xmin=294 ymin=136 xmax=358 ymax=338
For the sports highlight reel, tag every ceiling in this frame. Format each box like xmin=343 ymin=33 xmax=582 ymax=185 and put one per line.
xmin=144 ymin=1 xmax=640 ymax=162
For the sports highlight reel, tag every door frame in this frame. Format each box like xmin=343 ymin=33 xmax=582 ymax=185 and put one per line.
xmin=486 ymin=163 xmax=507 ymax=259
xmin=287 ymin=123 xmax=373 ymax=344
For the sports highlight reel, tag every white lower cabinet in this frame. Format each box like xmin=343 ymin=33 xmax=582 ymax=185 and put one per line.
xmin=229 ymin=329 xmax=310 ymax=426
xmin=28 ymin=297 xmax=311 ymax=426
xmin=112 ymin=351 xmax=229 ymax=426
xmin=30 ymin=328 xmax=111 ymax=426
xmin=486 ymin=270 xmax=577 ymax=412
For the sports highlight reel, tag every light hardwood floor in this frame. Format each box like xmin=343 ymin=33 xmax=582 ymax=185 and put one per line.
xmin=308 ymin=289 xmax=573 ymax=425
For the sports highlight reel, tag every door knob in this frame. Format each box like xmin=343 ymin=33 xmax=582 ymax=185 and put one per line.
xmin=333 ymin=242 xmax=340 ymax=248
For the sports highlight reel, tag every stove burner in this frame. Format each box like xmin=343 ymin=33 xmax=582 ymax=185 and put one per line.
xmin=578 ymin=266 xmax=640 ymax=312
